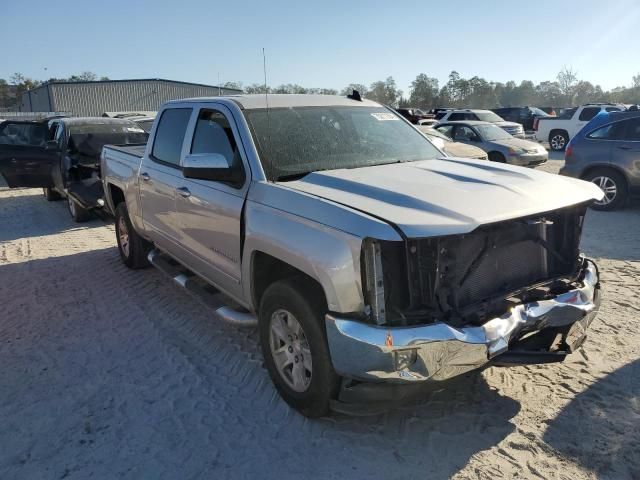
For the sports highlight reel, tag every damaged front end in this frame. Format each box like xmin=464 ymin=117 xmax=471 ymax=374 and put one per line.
xmin=325 ymin=204 xmax=601 ymax=383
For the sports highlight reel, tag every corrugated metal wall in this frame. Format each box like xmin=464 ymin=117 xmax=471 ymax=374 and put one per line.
xmin=20 ymin=80 xmax=241 ymax=116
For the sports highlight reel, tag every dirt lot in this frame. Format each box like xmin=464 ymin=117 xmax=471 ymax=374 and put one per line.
xmin=1 ymin=156 xmax=639 ymax=480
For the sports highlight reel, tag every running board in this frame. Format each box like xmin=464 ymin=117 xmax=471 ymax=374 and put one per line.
xmin=147 ymin=249 xmax=257 ymax=327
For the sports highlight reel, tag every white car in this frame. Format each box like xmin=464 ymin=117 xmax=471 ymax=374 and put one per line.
xmin=436 ymin=109 xmax=524 ymax=138
xmin=534 ymin=103 xmax=626 ymax=151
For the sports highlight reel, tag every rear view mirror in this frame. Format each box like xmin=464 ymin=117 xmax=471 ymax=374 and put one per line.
xmin=182 ymin=153 xmax=243 ymax=184
xmin=45 ymin=140 xmax=59 ymax=151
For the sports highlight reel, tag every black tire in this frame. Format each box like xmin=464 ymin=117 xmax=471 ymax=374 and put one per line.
xmin=549 ymin=130 xmax=569 ymax=151
xmin=43 ymin=187 xmax=62 ymax=201
xmin=583 ymin=168 xmax=628 ymax=211
xmin=259 ymin=278 xmax=340 ymax=418
xmin=67 ymin=196 xmax=92 ymax=222
xmin=488 ymin=151 xmax=506 ymax=163
xmin=114 ymin=202 xmax=152 ymax=269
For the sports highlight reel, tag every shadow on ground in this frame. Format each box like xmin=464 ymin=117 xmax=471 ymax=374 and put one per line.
xmin=544 ymin=359 xmax=640 ymax=480
xmin=0 ymin=248 xmax=520 ymax=480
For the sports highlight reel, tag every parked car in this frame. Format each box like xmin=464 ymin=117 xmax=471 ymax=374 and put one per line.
xmin=492 ymin=106 xmax=551 ymax=132
xmin=100 ymin=94 xmax=602 ymax=417
xmin=435 ymin=121 xmax=548 ymax=166
xmin=417 ymin=118 xmax=439 ymax=128
xmin=535 ymin=103 xmax=626 ymax=151
xmin=0 ymin=117 xmax=148 ymax=221
xmin=396 ymin=107 xmax=432 ymax=124
xmin=561 ymin=110 xmax=640 ymax=210
xmin=436 ymin=109 xmax=525 ymax=138
xmin=417 ymin=125 xmax=488 ymax=160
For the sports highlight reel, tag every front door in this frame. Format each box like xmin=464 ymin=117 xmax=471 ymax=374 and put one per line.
xmin=0 ymin=121 xmax=57 ymax=188
xmin=174 ymin=105 xmax=248 ymax=294
xmin=138 ymin=107 xmax=193 ymax=255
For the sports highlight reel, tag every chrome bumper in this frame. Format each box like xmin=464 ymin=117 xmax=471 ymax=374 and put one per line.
xmin=325 ymin=261 xmax=600 ymax=383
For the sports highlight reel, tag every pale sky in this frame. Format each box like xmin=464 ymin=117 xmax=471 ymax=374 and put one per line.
xmin=2 ymin=0 xmax=639 ymax=93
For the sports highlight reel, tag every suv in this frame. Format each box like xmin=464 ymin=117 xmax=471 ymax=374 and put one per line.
xmin=436 ymin=109 xmax=525 ymax=138
xmin=492 ymin=106 xmax=551 ymax=132
xmin=561 ymin=110 xmax=640 ymax=210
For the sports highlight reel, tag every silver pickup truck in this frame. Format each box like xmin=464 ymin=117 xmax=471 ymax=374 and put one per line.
xmin=101 ymin=94 xmax=603 ymax=417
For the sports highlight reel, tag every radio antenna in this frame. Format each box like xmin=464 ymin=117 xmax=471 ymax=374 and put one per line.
xmin=262 ymin=47 xmax=274 ymax=182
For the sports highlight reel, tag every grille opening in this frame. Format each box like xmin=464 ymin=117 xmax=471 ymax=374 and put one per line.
xmin=378 ymin=205 xmax=586 ymax=327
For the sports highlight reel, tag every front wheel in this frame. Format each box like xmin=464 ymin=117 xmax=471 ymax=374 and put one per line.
xmin=583 ymin=168 xmax=628 ymax=211
xmin=114 ymin=203 xmax=151 ymax=268
xmin=259 ymin=278 xmax=340 ymax=418
xmin=68 ymin=196 xmax=91 ymax=222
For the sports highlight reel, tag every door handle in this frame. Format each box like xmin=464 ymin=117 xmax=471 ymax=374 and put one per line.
xmin=140 ymin=172 xmax=151 ymax=181
xmin=177 ymin=186 xmax=191 ymax=198
xmin=617 ymin=145 xmax=632 ymax=150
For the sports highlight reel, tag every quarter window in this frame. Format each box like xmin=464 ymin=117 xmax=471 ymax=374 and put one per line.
xmin=622 ymin=118 xmax=640 ymax=141
xmin=151 ymin=108 xmax=192 ymax=166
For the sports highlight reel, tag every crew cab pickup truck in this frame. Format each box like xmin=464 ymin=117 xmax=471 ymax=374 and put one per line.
xmin=102 ymin=94 xmax=603 ymax=417
xmin=0 ymin=117 xmax=148 ymax=221
xmin=534 ymin=103 xmax=626 ymax=151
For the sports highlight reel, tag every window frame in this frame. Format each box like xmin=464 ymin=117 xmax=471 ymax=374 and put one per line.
xmin=586 ymin=119 xmax=629 ymax=141
xmin=621 ymin=117 xmax=640 ymax=142
xmin=179 ymin=103 xmax=250 ymax=193
xmin=150 ymin=107 xmax=194 ymax=169
xmin=578 ymin=107 xmax=601 ymax=122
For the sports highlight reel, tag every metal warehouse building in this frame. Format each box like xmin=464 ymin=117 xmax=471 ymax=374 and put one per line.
xmin=19 ymin=78 xmax=243 ymax=116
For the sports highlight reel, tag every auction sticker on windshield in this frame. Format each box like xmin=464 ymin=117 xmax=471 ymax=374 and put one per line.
xmin=371 ymin=113 xmax=399 ymax=121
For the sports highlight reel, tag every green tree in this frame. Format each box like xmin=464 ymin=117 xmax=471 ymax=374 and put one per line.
xmin=340 ymin=83 xmax=369 ymax=96
xmin=367 ymin=77 xmax=402 ymax=106
xmin=408 ymin=74 xmax=439 ymax=109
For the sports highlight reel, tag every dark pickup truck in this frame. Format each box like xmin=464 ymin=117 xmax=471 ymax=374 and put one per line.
xmin=0 ymin=117 xmax=147 ymax=221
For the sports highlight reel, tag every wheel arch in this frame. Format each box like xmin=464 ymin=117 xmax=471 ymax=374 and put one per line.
xmin=581 ymin=164 xmax=630 ymax=187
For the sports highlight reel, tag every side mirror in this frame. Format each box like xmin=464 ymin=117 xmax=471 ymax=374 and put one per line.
xmin=182 ymin=153 xmax=243 ymax=184
xmin=45 ymin=140 xmax=59 ymax=151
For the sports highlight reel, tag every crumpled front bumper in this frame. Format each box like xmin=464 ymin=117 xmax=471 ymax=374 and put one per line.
xmin=325 ymin=260 xmax=600 ymax=383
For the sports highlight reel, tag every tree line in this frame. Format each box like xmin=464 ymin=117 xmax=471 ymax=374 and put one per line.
xmin=2 ymin=68 xmax=639 ymax=111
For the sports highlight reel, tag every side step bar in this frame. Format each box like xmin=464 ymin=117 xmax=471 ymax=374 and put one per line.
xmin=147 ymin=249 xmax=257 ymax=327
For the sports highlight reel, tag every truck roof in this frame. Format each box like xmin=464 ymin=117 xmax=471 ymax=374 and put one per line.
xmin=166 ymin=94 xmax=382 ymax=110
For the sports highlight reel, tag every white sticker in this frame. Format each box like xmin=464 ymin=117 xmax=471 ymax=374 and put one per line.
xmin=371 ymin=113 xmax=399 ymax=121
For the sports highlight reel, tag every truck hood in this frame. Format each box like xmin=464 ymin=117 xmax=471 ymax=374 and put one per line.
xmin=282 ymin=158 xmax=603 ymax=238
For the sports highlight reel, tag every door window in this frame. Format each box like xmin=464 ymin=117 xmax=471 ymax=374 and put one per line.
xmin=190 ymin=109 xmax=245 ymax=185
xmin=578 ymin=107 xmax=601 ymax=121
xmin=435 ymin=125 xmax=454 ymax=138
xmin=453 ymin=125 xmax=478 ymax=141
xmin=151 ymin=108 xmax=192 ymax=166
xmin=448 ymin=112 xmax=465 ymax=121
xmin=0 ymin=123 xmax=46 ymax=146
xmin=587 ymin=121 xmax=627 ymax=140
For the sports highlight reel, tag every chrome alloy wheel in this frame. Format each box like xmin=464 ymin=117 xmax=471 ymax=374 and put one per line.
xmin=550 ymin=134 xmax=566 ymax=150
xmin=118 ymin=216 xmax=130 ymax=258
xmin=68 ymin=197 xmax=76 ymax=217
xmin=269 ymin=308 xmax=312 ymax=392
xmin=591 ymin=175 xmax=617 ymax=206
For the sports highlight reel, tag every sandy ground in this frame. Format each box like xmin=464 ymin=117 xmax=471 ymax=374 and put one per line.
xmin=1 ymin=156 xmax=639 ymax=480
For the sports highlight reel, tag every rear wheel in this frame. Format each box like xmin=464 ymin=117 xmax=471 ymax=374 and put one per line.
xmin=488 ymin=151 xmax=506 ymax=163
xmin=583 ymin=168 xmax=628 ymax=211
xmin=68 ymin=196 xmax=91 ymax=222
xmin=259 ymin=278 xmax=340 ymax=418
xmin=114 ymin=202 xmax=151 ymax=269
xmin=43 ymin=187 xmax=62 ymax=201
xmin=549 ymin=131 xmax=568 ymax=151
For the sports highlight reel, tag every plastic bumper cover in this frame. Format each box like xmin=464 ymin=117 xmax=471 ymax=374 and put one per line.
xmin=325 ymin=261 xmax=600 ymax=383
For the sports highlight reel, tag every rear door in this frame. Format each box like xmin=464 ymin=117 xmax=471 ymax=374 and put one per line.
xmin=0 ymin=121 xmax=57 ymax=188
xmin=139 ymin=107 xmax=193 ymax=256
xmin=611 ymin=117 xmax=640 ymax=180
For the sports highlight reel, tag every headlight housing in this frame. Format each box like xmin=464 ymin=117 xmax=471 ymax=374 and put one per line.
xmin=508 ymin=147 xmax=526 ymax=155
